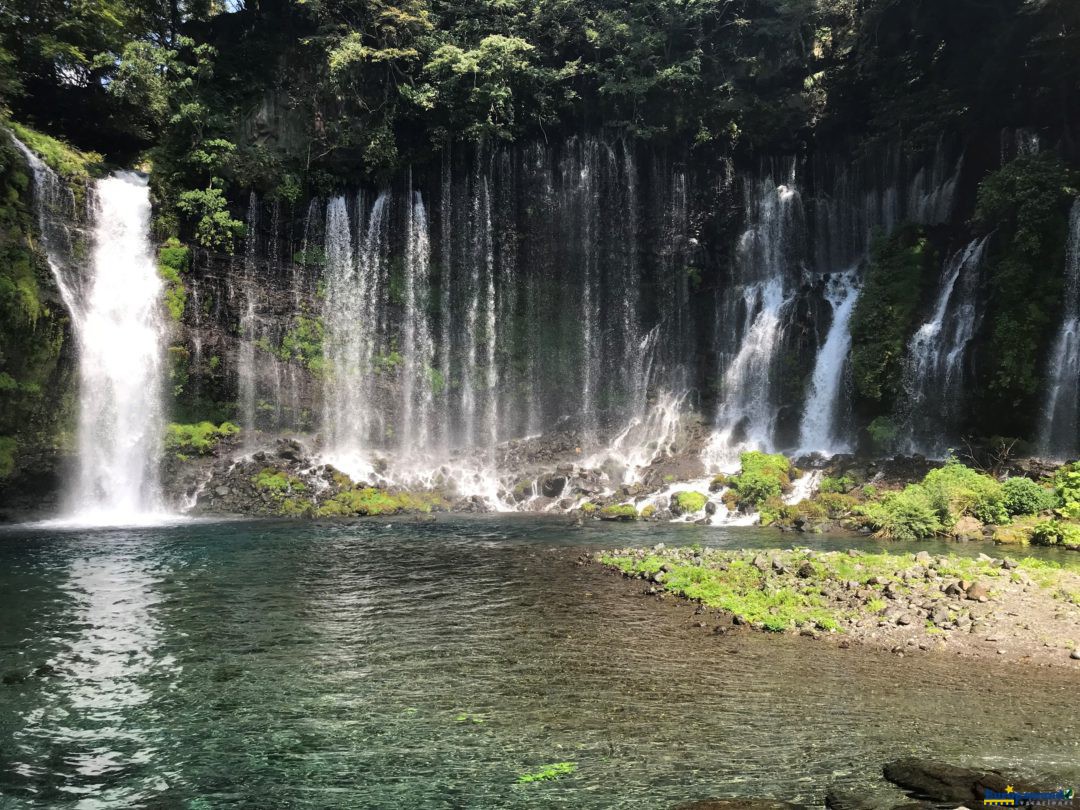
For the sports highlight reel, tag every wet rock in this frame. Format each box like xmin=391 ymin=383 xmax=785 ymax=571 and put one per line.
xmin=673 ymin=800 xmax=806 ymax=809
xmin=882 ymin=758 xmax=1029 ymax=803
xmin=215 ymin=486 xmax=230 ymax=497
xmin=913 ymin=551 xmax=932 ymax=565
xmin=540 ymin=475 xmax=567 ymax=498
xmin=796 ymin=561 xmax=814 ymax=579
xmin=752 ymin=555 xmax=769 ymax=572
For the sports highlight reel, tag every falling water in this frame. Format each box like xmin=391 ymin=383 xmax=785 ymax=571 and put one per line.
xmin=797 ymin=271 xmax=860 ymax=455
xmin=18 ymin=138 xmax=167 ymax=521
xmin=401 ymin=189 xmax=435 ymax=454
xmin=707 ymin=169 xmax=802 ymax=469
xmin=899 ymin=235 xmax=990 ymax=456
xmin=1038 ymin=200 xmax=1080 ymax=459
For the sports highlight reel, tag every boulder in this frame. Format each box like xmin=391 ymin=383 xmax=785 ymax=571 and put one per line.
xmin=965 ymin=581 xmax=991 ymax=601
xmin=951 ymin=516 xmax=984 ymax=541
xmin=673 ymin=801 xmax=806 ymax=810
xmin=882 ymin=758 xmax=1032 ymax=803
xmin=540 ymin=475 xmax=567 ymax=498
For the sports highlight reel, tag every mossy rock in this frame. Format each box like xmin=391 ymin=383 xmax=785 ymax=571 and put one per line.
xmin=673 ymin=491 xmax=707 ymax=515
xmin=599 ymin=504 xmax=637 ymax=521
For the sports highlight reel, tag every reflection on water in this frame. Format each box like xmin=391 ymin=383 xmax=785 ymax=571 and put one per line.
xmin=0 ymin=518 xmax=1077 ymax=808
xmin=2 ymin=536 xmax=175 ymax=807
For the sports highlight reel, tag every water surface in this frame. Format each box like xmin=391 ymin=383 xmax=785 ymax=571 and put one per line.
xmin=1 ymin=517 xmax=1077 ymax=808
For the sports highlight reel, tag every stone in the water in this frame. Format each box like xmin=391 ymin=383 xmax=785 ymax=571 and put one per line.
xmin=673 ymin=801 xmax=806 ymax=809
xmin=882 ymin=758 xmax=1032 ymax=803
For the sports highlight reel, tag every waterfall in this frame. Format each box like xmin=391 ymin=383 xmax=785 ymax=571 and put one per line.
xmin=17 ymin=138 xmax=167 ymax=521
xmin=707 ymin=169 xmax=802 ymax=469
xmin=322 ymin=194 xmax=371 ymax=478
xmin=797 ymin=271 xmax=860 ymax=455
xmin=1038 ymin=199 xmax=1080 ymax=459
xmin=899 ymin=235 xmax=990 ymax=456
xmin=401 ymin=188 xmax=435 ymax=454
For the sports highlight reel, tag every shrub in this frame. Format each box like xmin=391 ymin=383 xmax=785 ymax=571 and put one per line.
xmin=1031 ymin=519 xmax=1080 ymax=549
xmin=1052 ymin=462 xmax=1080 ymax=514
xmin=819 ymin=475 xmax=855 ymax=494
xmin=817 ymin=492 xmax=858 ymax=519
xmin=860 ymin=485 xmax=943 ymax=541
xmin=867 ymin=416 xmax=897 ymax=452
xmin=920 ymin=460 xmax=1008 ymax=526
xmin=728 ymin=452 xmax=793 ymax=508
xmin=1001 ymin=476 xmax=1056 ymax=516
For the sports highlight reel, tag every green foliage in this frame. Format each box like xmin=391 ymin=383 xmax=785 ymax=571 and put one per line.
xmin=0 ymin=434 xmax=15 ymax=478
xmin=859 ymin=485 xmax=943 ymax=541
xmin=165 ymin=421 xmax=239 ymax=455
xmin=849 ymin=226 xmax=936 ymax=411
xmin=280 ymin=316 xmax=325 ymax=373
xmin=517 ymin=762 xmax=577 ymax=784
xmin=819 ymin=475 xmax=854 ymax=495
xmin=252 ymin=467 xmax=307 ymax=493
xmin=1002 ymin=476 xmax=1056 ymax=516
xmin=176 ymin=185 xmax=244 ymax=253
xmin=674 ymin=491 xmax=707 ymax=514
xmin=920 ymin=460 xmax=1008 ymax=526
xmin=315 ymin=487 xmax=447 ymax=517
xmin=600 ymin=553 xmax=840 ymax=633
xmin=973 ymin=154 xmax=1079 ymax=418
xmin=727 ymin=452 xmax=793 ymax=509
xmin=157 ymin=237 xmax=190 ymax=322
xmin=866 ymin=417 xmax=898 ymax=452
xmin=1052 ymin=462 xmax=1080 ymax=516
xmin=8 ymin=122 xmax=101 ymax=182
xmin=1031 ymin=519 xmax=1080 ymax=549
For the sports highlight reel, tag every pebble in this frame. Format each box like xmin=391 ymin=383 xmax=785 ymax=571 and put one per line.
xmin=1071 ymin=649 xmax=1080 ymax=660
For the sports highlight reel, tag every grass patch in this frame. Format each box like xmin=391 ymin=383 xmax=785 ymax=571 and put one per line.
xmin=599 ymin=504 xmax=637 ymax=521
xmin=315 ymin=487 xmax=447 ymax=517
xmin=674 ymin=491 xmax=707 ymax=514
xmin=9 ymin=121 xmax=102 ymax=182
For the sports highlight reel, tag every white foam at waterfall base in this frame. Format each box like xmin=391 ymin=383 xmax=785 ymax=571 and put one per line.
xmin=582 ymin=391 xmax=687 ymax=486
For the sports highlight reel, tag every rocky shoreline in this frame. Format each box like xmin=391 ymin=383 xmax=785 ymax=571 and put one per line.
xmin=594 ymin=545 xmax=1080 ymax=667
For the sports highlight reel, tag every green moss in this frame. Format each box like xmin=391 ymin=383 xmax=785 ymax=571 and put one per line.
xmin=157 ymin=237 xmax=190 ymax=322
xmin=849 ymin=225 xmax=937 ymax=411
xmin=517 ymin=762 xmax=576 ymax=784
xmin=0 ymin=435 xmax=16 ymax=478
xmin=674 ymin=490 xmax=707 ymax=514
xmin=640 ymin=504 xmax=656 ymax=519
xmin=315 ymin=487 xmax=447 ymax=517
xmin=579 ymin=501 xmax=598 ymax=516
xmin=599 ymin=503 xmax=637 ymax=521
xmin=8 ymin=121 xmax=102 ymax=182
xmin=993 ymin=514 xmax=1040 ymax=545
xmin=600 ymin=552 xmax=840 ymax=632
xmin=166 ymin=421 xmax=239 ymax=455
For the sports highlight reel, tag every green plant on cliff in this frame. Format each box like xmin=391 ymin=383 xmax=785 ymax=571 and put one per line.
xmin=166 ymin=421 xmax=239 ymax=455
xmin=973 ymin=154 xmax=1079 ymax=424
xmin=280 ymin=315 xmax=325 ymax=373
xmin=849 ymin=225 xmax=937 ymax=412
xmin=157 ymin=237 xmax=190 ymax=322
